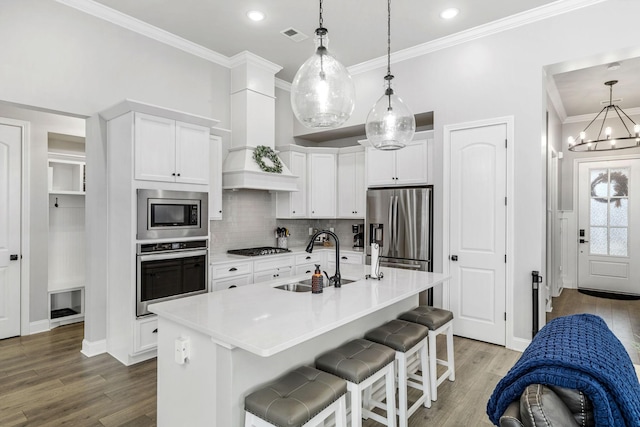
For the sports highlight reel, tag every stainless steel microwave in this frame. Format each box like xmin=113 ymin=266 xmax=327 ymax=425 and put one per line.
xmin=137 ymin=189 xmax=208 ymax=240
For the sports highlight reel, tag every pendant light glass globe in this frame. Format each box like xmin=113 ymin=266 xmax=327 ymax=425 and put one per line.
xmin=366 ymin=87 xmax=416 ymax=150
xmin=365 ymin=0 xmax=415 ymax=150
xmin=290 ymin=30 xmax=355 ymax=129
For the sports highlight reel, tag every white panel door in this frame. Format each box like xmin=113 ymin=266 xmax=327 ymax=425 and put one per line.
xmin=449 ymin=124 xmax=506 ymax=345
xmin=209 ymin=135 xmax=223 ymax=220
xmin=577 ymin=159 xmax=640 ymax=295
xmin=289 ymin=151 xmax=307 ymax=218
xmin=367 ymin=148 xmax=396 ymax=186
xmin=0 ymin=123 xmax=22 ymax=339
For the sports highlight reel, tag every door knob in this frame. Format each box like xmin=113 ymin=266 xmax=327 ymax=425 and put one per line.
xmin=450 ymin=255 xmax=458 ymax=261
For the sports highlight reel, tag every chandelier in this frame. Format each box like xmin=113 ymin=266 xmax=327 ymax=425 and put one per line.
xmin=364 ymin=0 xmax=416 ymax=150
xmin=568 ymin=80 xmax=640 ymax=152
xmin=290 ymin=0 xmax=355 ymax=129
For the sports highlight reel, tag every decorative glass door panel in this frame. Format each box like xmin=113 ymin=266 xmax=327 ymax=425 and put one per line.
xmin=588 ymin=168 xmax=629 ymax=257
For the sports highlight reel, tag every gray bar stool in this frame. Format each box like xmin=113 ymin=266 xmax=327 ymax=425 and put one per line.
xmin=365 ymin=320 xmax=431 ymax=427
xmin=244 ymin=365 xmax=347 ymax=427
xmin=315 ymin=339 xmax=396 ymax=427
xmin=398 ymin=306 xmax=455 ymax=401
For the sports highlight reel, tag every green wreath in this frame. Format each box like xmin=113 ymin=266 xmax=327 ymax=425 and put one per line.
xmin=591 ymin=170 xmax=628 ymax=207
xmin=253 ymin=145 xmax=283 ymax=174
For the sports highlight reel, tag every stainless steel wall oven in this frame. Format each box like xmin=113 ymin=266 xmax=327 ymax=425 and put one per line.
xmin=136 ymin=240 xmax=208 ymax=317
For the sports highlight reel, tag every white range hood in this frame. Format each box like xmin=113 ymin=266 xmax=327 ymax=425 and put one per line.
xmin=222 ymin=52 xmax=298 ymax=192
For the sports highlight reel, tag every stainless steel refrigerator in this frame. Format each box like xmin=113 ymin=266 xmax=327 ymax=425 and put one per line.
xmin=366 ymin=186 xmax=433 ymax=274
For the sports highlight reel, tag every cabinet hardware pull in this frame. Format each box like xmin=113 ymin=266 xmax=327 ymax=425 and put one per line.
xmin=229 ymin=267 xmax=238 ymax=271
xmin=171 ymin=173 xmax=176 ymax=176
xmin=306 ymin=256 xmax=311 ymax=259
xmin=341 ymin=256 xmax=347 ymax=260
xmin=177 ymin=173 xmax=181 ymax=176
xmin=152 ymin=329 xmax=158 ymax=334
xmin=10 ymin=254 xmax=19 ymax=261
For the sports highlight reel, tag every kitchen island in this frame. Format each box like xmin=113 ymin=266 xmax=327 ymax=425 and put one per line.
xmin=149 ymin=264 xmax=449 ymax=426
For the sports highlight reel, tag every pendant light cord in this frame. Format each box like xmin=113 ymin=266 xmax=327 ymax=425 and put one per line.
xmin=385 ymin=0 xmax=394 ymax=109
xmin=319 ymin=0 xmax=323 ymax=29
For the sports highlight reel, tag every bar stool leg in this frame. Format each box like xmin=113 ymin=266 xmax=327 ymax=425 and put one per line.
xmin=348 ymin=382 xmax=363 ymax=427
xmin=396 ymin=352 xmax=409 ymax=427
xmin=429 ymin=321 xmax=456 ymax=401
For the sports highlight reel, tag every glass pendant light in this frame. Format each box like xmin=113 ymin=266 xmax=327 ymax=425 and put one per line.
xmin=290 ymin=0 xmax=355 ymax=129
xmin=365 ymin=0 xmax=415 ymax=150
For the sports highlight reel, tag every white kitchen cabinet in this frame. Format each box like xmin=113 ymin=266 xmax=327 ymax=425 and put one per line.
xmin=253 ymin=256 xmax=294 ymax=283
xmin=294 ymin=251 xmax=326 ymax=275
xmin=328 ymin=250 xmax=364 ymax=271
xmin=134 ymin=316 xmax=159 ymax=354
xmin=134 ymin=112 xmax=210 ymax=185
xmin=209 ymin=135 xmax=223 ymax=220
xmin=337 ymin=149 xmax=365 ymax=218
xmin=308 ymin=152 xmax=337 ymax=218
xmin=210 ymin=259 xmax=253 ymax=291
xmin=276 ymin=149 xmax=307 ymax=218
xmin=367 ymin=140 xmax=428 ymax=187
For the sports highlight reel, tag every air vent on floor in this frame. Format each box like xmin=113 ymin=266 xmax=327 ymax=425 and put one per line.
xmin=280 ymin=27 xmax=308 ymax=42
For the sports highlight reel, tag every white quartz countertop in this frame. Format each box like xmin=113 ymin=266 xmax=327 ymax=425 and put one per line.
xmin=149 ymin=264 xmax=448 ymax=357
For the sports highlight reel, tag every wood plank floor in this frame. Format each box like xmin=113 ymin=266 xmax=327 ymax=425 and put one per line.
xmin=1 ymin=289 xmax=637 ymax=426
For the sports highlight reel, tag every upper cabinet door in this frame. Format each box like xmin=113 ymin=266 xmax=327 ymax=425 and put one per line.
xmin=337 ymin=151 xmax=365 ymax=218
xmin=175 ymin=121 xmax=210 ymax=185
xmin=308 ymin=153 xmax=336 ymax=218
xmin=395 ymin=141 xmax=427 ymax=185
xmin=366 ymin=148 xmax=396 ymax=187
xmin=289 ymin=151 xmax=307 ymax=217
xmin=134 ymin=113 xmax=176 ymax=182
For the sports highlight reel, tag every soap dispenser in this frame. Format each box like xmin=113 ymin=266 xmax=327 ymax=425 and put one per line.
xmin=311 ymin=264 xmax=323 ymax=294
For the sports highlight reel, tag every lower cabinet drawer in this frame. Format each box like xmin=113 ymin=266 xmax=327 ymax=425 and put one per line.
xmin=134 ymin=316 xmax=158 ymax=354
xmin=296 ymin=264 xmax=316 ymax=275
xmin=211 ymin=274 xmax=253 ymax=291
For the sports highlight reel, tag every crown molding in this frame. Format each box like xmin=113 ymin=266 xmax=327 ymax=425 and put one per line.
xmin=229 ymin=51 xmax=282 ymax=74
xmin=55 ymin=0 xmax=231 ymax=67
xmin=348 ymin=0 xmax=607 ymax=76
xmin=275 ymin=78 xmax=292 ymax=92
xmin=564 ymin=107 xmax=640 ymax=124
xmin=58 ymin=0 xmax=607 ymax=83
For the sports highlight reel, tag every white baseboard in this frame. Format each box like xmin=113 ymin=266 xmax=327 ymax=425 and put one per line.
xmin=81 ymin=339 xmax=107 ymax=357
xmin=29 ymin=319 xmax=51 ymax=335
xmin=508 ymin=337 xmax=531 ymax=353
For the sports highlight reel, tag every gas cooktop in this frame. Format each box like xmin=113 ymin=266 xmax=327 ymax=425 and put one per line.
xmin=228 ymin=247 xmax=291 ymax=256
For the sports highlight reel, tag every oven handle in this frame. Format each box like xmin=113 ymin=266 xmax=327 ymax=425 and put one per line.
xmin=138 ymin=249 xmax=208 ymax=262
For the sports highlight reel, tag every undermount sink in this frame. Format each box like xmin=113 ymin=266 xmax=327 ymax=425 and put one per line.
xmin=274 ymin=278 xmax=357 ymax=293
xmin=274 ymin=283 xmax=312 ymax=292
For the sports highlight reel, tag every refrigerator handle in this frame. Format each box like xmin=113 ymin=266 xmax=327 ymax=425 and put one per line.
xmin=393 ymin=196 xmax=399 ymax=253
xmin=388 ymin=196 xmax=394 ymax=253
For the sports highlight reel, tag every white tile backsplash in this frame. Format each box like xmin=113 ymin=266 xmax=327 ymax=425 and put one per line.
xmin=209 ymin=189 xmax=365 ymax=256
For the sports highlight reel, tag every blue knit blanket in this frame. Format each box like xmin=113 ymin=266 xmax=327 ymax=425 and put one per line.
xmin=487 ymin=314 xmax=640 ymax=426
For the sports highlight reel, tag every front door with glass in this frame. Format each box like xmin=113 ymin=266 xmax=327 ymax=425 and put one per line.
xmin=577 ymin=159 xmax=640 ymax=295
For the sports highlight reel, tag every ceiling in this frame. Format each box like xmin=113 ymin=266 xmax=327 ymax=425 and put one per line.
xmin=93 ymin=0 xmax=559 ymax=82
xmin=89 ymin=0 xmax=638 ymax=119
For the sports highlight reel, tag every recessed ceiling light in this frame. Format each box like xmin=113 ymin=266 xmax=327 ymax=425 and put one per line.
xmin=247 ymin=10 xmax=265 ymax=22
xmin=440 ymin=8 xmax=459 ymax=20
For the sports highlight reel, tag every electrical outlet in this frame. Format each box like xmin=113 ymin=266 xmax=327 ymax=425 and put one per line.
xmin=175 ymin=337 xmax=190 ymax=365
xmin=309 ymin=227 xmax=314 ymax=235
xmin=329 ymin=227 xmax=334 ymax=233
